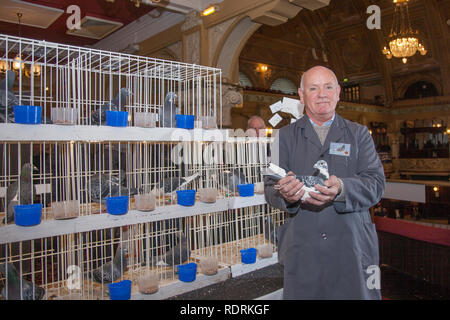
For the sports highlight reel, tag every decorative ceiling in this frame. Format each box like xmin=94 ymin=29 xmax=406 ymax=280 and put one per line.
xmin=240 ymin=0 xmax=450 ymax=105
xmin=0 ymin=0 xmax=157 ymax=46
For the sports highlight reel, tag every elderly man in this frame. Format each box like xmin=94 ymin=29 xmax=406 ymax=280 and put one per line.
xmin=247 ymin=115 xmax=266 ymax=137
xmin=264 ymin=66 xmax=385 ymax=299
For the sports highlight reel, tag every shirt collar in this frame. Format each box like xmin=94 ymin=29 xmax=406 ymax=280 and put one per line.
xmin=309 ymin=114 xmax=335 ymax=127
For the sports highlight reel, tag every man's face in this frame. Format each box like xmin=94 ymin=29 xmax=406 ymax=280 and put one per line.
xmin=248 ymin=119 xmax=266 ymax=137
xmin=298 ymin=67 xmax=341 ymax=124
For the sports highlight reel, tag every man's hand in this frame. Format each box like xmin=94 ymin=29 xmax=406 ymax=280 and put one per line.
xmin=275 ymin=171 xmax=305 ymax=203
xmin=302 ymin=175 xmax=342 ymax=206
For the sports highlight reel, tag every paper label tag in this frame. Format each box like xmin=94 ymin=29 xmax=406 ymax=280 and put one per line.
xmin=329 ymin=142 xmax=351 ymax=156
xmin=270 ymin=101 xmax=283 ymax=113
xmin=268 ymin=113 xmax=283 ymax=127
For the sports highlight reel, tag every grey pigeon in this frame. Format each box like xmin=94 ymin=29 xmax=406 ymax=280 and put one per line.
xmin=296 ymin=160 xmax=329 ymax=188
xmin=160 ymin=92 xmax=178 ymax=127
xmin=90 ymin=88 xmax=131 ymax=125
xmin=0 ymin=70 xmax=19 ymax=123
xmin=143 ymin=232 xmax=190 ymax=267
xmin=3 ymin=163 xmax=38 ymax=224
xmin=223 ymin=168 xmax=247 ymax=194
xmin=88 ymin=170 xmax=138 ymax=204
xmin=152 ymin=172 xmax=200 ymax=195
xmin=0 ymin=262 xmax=45 ymax=300
xmin=90 ymin=245 xmax=128 ymax=283
xmin=264 ymin=216 xmax=278 ymax=245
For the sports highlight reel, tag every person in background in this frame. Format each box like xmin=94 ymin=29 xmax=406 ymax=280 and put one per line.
xmin=264 ymin=65 xmax=385 ymax=300
xmin=247 ymin=115 xmax=266 ymax=137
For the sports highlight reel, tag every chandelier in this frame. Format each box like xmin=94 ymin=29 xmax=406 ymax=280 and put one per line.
xmin=382 ymin=0 xmax=427 ymax=64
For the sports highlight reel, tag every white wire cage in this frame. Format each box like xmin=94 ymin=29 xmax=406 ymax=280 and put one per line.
xmin=0 ymin=139 xmax=270 ymax=222
xmin=0 ymin=206 xmax=284 ymax=300
xmin=0 ymin=34 xmax=222 ymax=127
xmin=0 ymin=34 xmax=283 ymax=301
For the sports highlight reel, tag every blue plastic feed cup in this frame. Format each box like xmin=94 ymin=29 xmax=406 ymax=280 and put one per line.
xmin=106 ymin=196 xmax=129 ymax=215
xmin=14 ymin=204 xmax=43 ymax=226
xmin=237 ymin=184 xmax=255 ymax=197
xmin=14 ymin=105 xmax=42 ymax=124
xmin=108 ymin=280 xmax=132 ymax=300
xmin=177 ymin=190 xmax=196 ymax=206
xmin=178 ymin=263 xmax=197 ymax=282
xmin=106 ymin=110 xmax=128 ymax=127
xmin=175 ymin=114 xmax=195 ymax=129
xmin=240 ymin=248 xmax=257 ymax=264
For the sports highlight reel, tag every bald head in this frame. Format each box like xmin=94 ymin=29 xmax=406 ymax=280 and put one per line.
xmin=300 ymin=66 xmax=339 ymax=90
xmin=298 ymin=66 xmax=341 ymax=125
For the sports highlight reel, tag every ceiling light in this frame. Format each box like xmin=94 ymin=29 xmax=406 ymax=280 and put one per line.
xmin=201 ymin=5 xmax=219 ymax=17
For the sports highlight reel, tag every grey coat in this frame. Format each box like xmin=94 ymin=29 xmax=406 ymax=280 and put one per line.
xmin=264 ymin=114 xmax=385 ymax=300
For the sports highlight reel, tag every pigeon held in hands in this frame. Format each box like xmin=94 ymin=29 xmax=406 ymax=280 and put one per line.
xmin=0 ymin=263 xmax=45 ymax=300
xmin=4 ymin=163 xmax=38 ymax=224
xmin=265 ymin=160 xmax=330 ymax=201
xmin=296 ymin=160 xmax=329 ymax=200
xmin=90 ymin=245 xmax=128 ymax=284
xmin=90 ymin=88 xmax=131 ymax=125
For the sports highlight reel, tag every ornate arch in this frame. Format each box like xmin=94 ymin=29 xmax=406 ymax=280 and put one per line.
xmin=397 ymin=73 xmax=443 ymax=99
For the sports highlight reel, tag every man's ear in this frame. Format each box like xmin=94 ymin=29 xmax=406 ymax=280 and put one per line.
xmin=298 ymin=88 xmax=304 ymax=104
xmin=336 ymin=85 xmax=341 ymax=102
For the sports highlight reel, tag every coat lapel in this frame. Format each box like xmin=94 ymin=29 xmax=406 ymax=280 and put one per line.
xmin=295 ymin=116 xmax=322 ymax=150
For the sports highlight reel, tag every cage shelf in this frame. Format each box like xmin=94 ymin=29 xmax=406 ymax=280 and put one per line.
xmin=0 ymin=124 xmax=231 ymax=142
xmin=0 ymin=194 xmax=267 ymax=244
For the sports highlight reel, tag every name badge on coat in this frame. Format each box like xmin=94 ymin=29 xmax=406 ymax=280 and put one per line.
xmin=329 ymin=142 xmax=351 ymax=156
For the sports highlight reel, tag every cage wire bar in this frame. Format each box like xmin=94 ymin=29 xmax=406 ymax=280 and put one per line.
xmin=0 ymin=33 xmax=284 ymax=300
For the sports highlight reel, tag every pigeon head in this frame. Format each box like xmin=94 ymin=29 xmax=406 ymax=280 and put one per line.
xmin=111 ymin=88 xmax=131 ymax=108
xmin=20 ymin=163 xmax=38 ymax=181
xmin=313 ymin=160 xmax=329 ymax=179
xmin=165 ymin=92 xmax=177 ymax=104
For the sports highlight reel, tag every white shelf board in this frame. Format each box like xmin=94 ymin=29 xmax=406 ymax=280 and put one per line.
xmin=230 ymin=253 xmax=278 ymax=278
xmin=0 ymin=194 xmax=267 ymax=244
xmin=0 ymin=124 xmax=230 ymax=142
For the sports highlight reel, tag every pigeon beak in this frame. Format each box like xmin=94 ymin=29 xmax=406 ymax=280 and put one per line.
xmin=33 ymin=165 xmax=39 ymax=172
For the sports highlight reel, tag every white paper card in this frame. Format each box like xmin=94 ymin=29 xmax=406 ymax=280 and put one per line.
xmin=282 ymin=97 xmax=304 ymax=119
xmin=270 ymin=101 xmax=283 ymax=113
xmin=268 ymin=113 xmax=283 ymax=127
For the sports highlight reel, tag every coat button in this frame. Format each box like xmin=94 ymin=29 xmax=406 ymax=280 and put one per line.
xmin=321 ymin=233 xmax=327 ymax=240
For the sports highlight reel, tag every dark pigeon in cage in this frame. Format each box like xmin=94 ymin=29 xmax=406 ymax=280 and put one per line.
xmin=0 ymin=262 xmax=45 ymax=300
xmin=90 ymin=88 xmax=131 ymax=125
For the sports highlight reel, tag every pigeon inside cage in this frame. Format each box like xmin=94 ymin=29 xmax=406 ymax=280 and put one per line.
xmin=198 ymin=188 xmax=217 ymax=203
xmin=257 ymin=244 xmax=273 ymax=259
xmin=138 ymin=271 xmax=159 ymax=294
xmin=51 ymin=200 xmax=79 ymax=220
xmin=199 ymin=256 xmax=218 ymax=276
xmin=134 ymin=193 xmax=156 ymax=211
